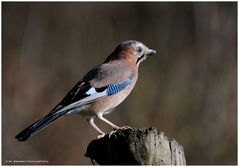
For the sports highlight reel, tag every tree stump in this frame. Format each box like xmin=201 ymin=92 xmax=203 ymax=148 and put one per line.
xmin=85 ymin=127 xmax=186 ymax=165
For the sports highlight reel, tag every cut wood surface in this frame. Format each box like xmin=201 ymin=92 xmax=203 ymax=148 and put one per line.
xmin=85 ymin=127 xmax=186 ymax=165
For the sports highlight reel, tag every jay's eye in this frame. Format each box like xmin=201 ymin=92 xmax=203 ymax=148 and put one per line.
xmin=137 ymin=47 xmax=142 ymax=53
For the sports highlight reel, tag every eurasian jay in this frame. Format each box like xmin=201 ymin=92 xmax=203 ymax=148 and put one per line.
xmin=15 ymin=40 xmax=156 ymax=141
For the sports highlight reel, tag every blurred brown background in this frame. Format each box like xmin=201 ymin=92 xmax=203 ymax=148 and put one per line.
xmin=2 ymin=2 xmax=237 ymax=165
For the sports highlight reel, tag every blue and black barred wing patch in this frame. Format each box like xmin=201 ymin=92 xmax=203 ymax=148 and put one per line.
xmin=106 ymin=78 xmax=133 ymax=95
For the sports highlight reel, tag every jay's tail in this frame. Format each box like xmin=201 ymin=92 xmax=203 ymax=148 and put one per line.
xmin=15 ymin=110 xmax=68 ymax=142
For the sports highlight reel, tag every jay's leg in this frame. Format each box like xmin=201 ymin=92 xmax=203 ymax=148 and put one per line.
xmin=87 ymin=118 xmax=105 ymax=138
xmin=97 ymin=113 xmax=120 ymax=130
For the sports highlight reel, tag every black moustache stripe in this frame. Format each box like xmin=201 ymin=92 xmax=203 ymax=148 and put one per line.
xmin=136 ymin=55 xmax=144 ymax=64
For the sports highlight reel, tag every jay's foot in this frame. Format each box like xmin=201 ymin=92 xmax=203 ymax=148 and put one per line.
xmin=109 ymin=126 xmax=131 ymax=138
xmin=113 ymin=125 xmax=131 ymax=131
xmin=97 ymin=133 xmax=105 ymax=139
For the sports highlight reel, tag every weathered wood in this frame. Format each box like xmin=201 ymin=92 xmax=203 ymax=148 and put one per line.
xmin=85 ymin=127 xmax=186 ymax=165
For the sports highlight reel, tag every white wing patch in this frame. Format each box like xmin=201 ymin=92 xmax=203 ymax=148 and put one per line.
xmin=86 ymin=87 xmax=97 ymax=95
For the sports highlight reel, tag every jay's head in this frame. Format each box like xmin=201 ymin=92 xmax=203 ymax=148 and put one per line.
xmin=105 ymin=40 xmax=157 ymax=65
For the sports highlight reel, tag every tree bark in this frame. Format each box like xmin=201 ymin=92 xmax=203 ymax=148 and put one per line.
xmin=85 ymin=127 xmax=186 ymax=165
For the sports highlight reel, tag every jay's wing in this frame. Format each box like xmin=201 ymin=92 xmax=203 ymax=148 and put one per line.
xmin=51 ymin=63 xmax=136 ymax=114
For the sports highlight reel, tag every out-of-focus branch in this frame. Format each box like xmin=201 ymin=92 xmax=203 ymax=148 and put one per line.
xmin=85 ymin=127 xmax=186 ymax=165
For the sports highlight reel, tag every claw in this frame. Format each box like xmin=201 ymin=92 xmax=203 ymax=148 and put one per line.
xmin=97 ymin=133 xmax=105 ymax=139
xmin=109 ymin=126 xmax=131 ymax=138
xmin=114 ymin=125 xmax=131 ymax=130
xmin=109 ymin=130 xmax=116 ymax=138
xmin=119 ymin=125 xmax=131 ymax=130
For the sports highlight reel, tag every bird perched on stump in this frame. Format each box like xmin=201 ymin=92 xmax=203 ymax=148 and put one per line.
xmin=15 ymin=40 xmax=157 ymax=141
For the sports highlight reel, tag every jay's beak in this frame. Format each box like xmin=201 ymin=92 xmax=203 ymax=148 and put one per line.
xmin=146 ymin=48 xmax=157 ymax=56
